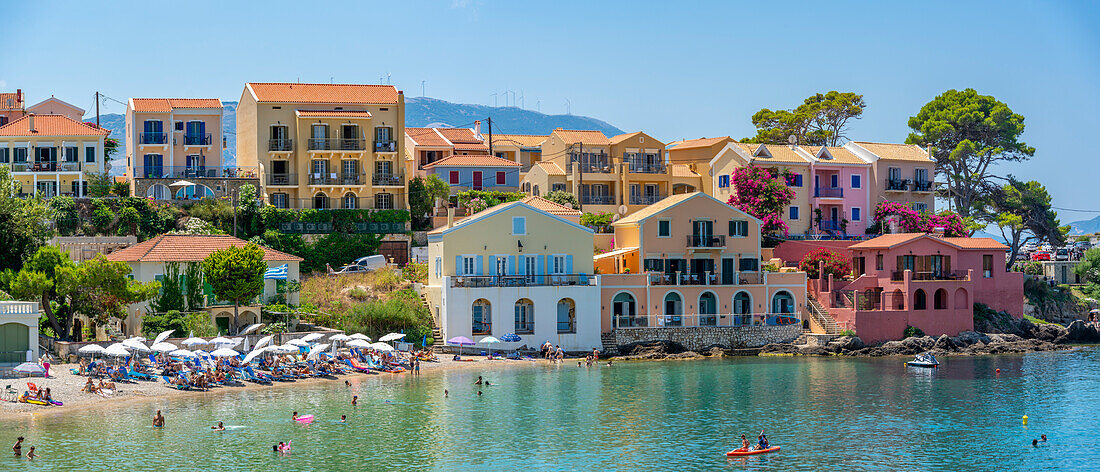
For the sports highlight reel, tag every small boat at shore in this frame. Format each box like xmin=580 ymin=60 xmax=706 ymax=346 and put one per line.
xmin=727 ymin=446 xmax=780 ymax=456
xmin=906 ymin=352 xmax=939 ymax=368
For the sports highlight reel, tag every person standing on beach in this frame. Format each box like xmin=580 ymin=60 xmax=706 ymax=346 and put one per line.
xmin=13 ymin=436 xmax=23 ymax=456
xmin=152 ymin=410 xmax=165 ymax=428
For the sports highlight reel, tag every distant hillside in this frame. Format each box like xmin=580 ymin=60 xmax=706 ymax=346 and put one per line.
xmin=97 ymin=97 xmax=621 ymax=176
xmin=1068 ymin=214 xmax=1100 ymax=235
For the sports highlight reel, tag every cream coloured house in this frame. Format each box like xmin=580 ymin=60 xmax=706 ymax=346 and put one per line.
xmin=0 ymin=113 xmax=110 ymax=197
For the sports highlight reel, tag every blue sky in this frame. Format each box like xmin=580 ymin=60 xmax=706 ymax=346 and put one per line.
xmin=3 ymin=0 xmax=1099 ymax=221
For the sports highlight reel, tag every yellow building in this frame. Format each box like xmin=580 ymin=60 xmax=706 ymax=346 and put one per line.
xmin=0 ymin=113 xmax=110 ymax=197
xmin=236 ymin=82 xmax=405 ymax=210
xmin=666 ymin=136 xmax=735 ymax=191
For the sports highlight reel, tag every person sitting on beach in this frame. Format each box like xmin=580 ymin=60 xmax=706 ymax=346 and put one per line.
xmin=42 ymin=388 xmax=52 ymax=402
xmin=99 ymin=379 xmax=116 ymax=392
xmin=212 ymin=422 xmax=225 ymax=431
xmin=153 ymin=410 xmax=165 ymax=427
xmin=83 ymin=377 xmax=97 ymax=394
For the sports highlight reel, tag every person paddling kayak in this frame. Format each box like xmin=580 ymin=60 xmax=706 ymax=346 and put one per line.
xmin=740 ymin=434 xmax=750 ymax=451
xmin=757 ymin=433 xmax=769 ymax=451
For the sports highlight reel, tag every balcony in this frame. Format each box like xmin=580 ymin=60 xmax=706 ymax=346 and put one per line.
xmin=182 ymin=133 xmax=212 ymax=146
xmin=648 ymin=271 xmax=761 ymax=286
xmin=268 ymin=139 xmax=294 ymax=152
xmin=629 ymin=194 xmax=664 ymax=205
xmin=274 ymin=196 xmax=406 ymax=211
xmin=613 ymin=312 xmax=800 ymax=329
xmin=308 ymin=138 xmax=366 ymax=151
xmin=568 ymin=153 xmax=612 ymax=173
xmin=891 ymin=270 xmax=970 ymax=282
xmin=580 ymin=195 xmax=615 ymax=205
xmin=624 ymin=155 xmax=665 ymax=174
xmin=687 ymin=234 xmax=725 ymax=248
xmin=373 ymin=140 xmax=397 ymax=152
xmin=140 ymin=132 xmax=168 ymax=145
xmin=308 ymin=173 xmax=339 ymax=185
xmin=341 ymin=173 xmax=364 ymax=185
xmin=818 ymin=220 xmax=841 ymax=231
xmin=886 ymin=179 xmax=910 ymax=191
xmin=814 ymin=186 xmax=843 ymax=198
xmin=133 ymin=166 xmax=258 ymax=179
xmin=372 ymin=173 xmax=403 ymax=186
xmin=913 ymin=180 xmax=933 ymax=192
xmin=267 ymin=173 xmax=298 ymax=186
xmin=450 ymin=274 xmax=595 ymax=288
xmin=10 ymin=161 xmax=80 ymax=172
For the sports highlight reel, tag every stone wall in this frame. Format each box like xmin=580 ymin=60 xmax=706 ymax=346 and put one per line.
xmin=613 ymin=325 xmax=802 ymax=351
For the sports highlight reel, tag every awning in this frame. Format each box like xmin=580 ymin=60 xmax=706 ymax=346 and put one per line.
xmin=594 ymin=247 xmax=639 ymax=260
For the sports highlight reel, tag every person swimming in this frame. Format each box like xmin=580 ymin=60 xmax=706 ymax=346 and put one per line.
xmin=1041 ymin=434 xmax=1048 ymax=442
xmin=352 ymin=395 xmax=358 ymax=406
xmin=292 ymin=411 xmax=299 ymax=421
xmin=444 ymin=389 xmax=449 ymax=398
xmin=1033 ymin=439 xmax=1039 ymax=447
xmin=25 ymin=446 xmax=35 ymax=460
xmin=212 ymin=421 xmax=225 ymax=431
xmin=339 ymin=415 xmax=347 ymax=423
xmin=477 ymin=390 xmax=482 ymax=396
xmin=474 ymin=376 xmax=483 ymax=385
xmin=13 ymin=436 xmax=23 ymax=456
xmin=152 ymin=410 xmax=165 ymax=428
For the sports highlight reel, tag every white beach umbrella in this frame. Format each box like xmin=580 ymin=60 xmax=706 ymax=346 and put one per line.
xmin=346 ymin=339 xmax=372 ymax=349
xmin=153 ymin=330 xmax=175 ymax=345
xmin=349 ymin=333 xmax=371 ymax=341
xmin=181 ymin=337 xmax=207 ymax=347
xmin=78 ymin=344 xmax=106 ymax=356
xmin=127 ymin=336 xmax=147 ymax=342
xmin=151 ymin=342 xmax=177 ymax=353
xmin=122 ymin=338 xmax=151 ymax=352
xmin=209 ymin=336 xmax=235 ymax=346
xmin=104 ymin=343 xmax=132 ymax=357
xmin=169 ymin=349 xmax=197 ymax=359
xmin=169 ymin=180 xmax=196 ymax=187
xmin=479 ymin=336 xmax=501 ymax=357
xmin=210 ymin=348 xmax=241 ymax=358
xmin=301 ymin=333 xmax=325 ymax=342
xmin=268 ymin=344 xmax=298 ymax=355
xmin=370 ymin=342 xmax=395 ymax=352
xmin=306 ymin=343 xmax=330 ymax=360
xmin=287 ymin=338 xmax=310 ymax=347
xmin=252 ymin=335 xmax=274 ymax=351
xmin=239 ymin=323 xmax=264 ymax=336
xmin=242 ymin=349 xmax=266 ymax=365
xmin=379 ymin=333 xmax=406 ymax=342
xmin=328 ymin=333 xmax=351 ymax=342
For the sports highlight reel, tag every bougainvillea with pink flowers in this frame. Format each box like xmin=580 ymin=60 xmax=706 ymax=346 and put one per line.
xmin=799 ymin=247 xmax=852 ymax=280
xmin=726 ymin=165 xmax=796 ymax=236
xmin=873 ymin=201 xmax=969 ymax=237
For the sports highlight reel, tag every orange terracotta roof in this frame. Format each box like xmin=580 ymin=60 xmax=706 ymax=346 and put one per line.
xmin=944 ymin=237 xmax=1007 ymax=250
xmin=551 ymin=128 xmax=610 ymax=146
xmin=802 ymin=145 xmax=867 ymax=165
xmin=294 ymin=109 xmax=373 ymax=118
xmin=436 ymin=127 xmax=482 ymax=144
xmin=533 ymin=162 xmax=566 ymax=176
xmin=0 ymin=92 xmax=24 ymax=111
xmin=131 ymin=98 xmax=223 ymax=112
xmin=667 ymin=136 xmax=733 ymax=150
xmin=852 ymin=142 xmax=932 ymax=162
xmin=422 ymin=153 xmax=521 ymax=169
xmin=849 ymin=233 xmax=1005 ymax=251
xmin=848 ymin=233 xmax=925 ymax=249
xmin=751 ymin=144 xmax=811 ymax=165
xmin=106 ymin=234 xmax=302 ymax=263
xmin=521 ymin=195 xmax=580 ymax=216
xmin=405 ymin=127 xmax=450 ymax=147
xmin=492 ymin=134 xmax=547 ymax=147
xmin=670 ymin=164 xmax=700 ymax=177
xmin=452 ymin=143 xmax=489 ymax=152
xmin=248 ymin=83 xmax=399 ymax=105
xmin=0 ymin=114 xmax=109 ymax=137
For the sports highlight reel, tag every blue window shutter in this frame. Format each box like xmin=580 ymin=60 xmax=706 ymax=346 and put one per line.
xmin=455 ymin=255 xmax=462 ymax=275
xmin=475 ymin=255 xmax=483 ymax=275
xmin=566 ymin=255 xmax=573 ymax=274
xmin=508 ymin=255 xmax=515 ymax=275
xmin=537 ymin=255 xmax=545 ymax=283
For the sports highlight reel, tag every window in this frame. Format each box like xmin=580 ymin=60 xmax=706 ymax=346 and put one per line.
xmin=496 ymin=171 xmax=506 ymax=185
xmin=852 ymin=207 xmax=861 ymax=221
xmin=462 ymin=256 xmax=477 ymax=275
xmin=272 ymin=193 xmax=288 ymax=209
xmin=789 ymin=206 xmax=799 ymax=220
xmin=934 ymin=288 xmax=948 ymax=310
xmin=374 ymin=193 xmax=393 ymax=209
xmin=449 ymin=171 xmax=459 ymax=184
xmin=733 ymin=292 xmax=751 ymax=315
xmin=14 ymin=147 xmax=27 ymax=163
xmin=791 ymin=174 xmax=803 ymax=187
xmin=495 ymin=256 xmax=507 ymax=276
xmin=512 ymin=216 xmax=526 ymax=235
xmin=342 ymin=193 xmax=357 ymax=209
xmin=663 ymin=293 xmax=683 ymax=326
xmin=718 ymin=175 xmax=730 ymax=188
xmin=830 ymin=174 xmax=838 ymax=188
xmin=851 ymin=174 xmax=861 ymax=188
xmin=546 ymin=298 xmax=576 ymax=334
xmin=729 ymin=220 xmax=749 ymax=237
xmin=313 ymin=192 xmax=329 ymax=209
xmin=875 ymin=254 xmax=883 ymax=270
xmin=472 ymin=299 xmax=492 ymax=335
xmin=552 ymin=255 xmax=566 ymax=274
xmin=914 ymin=289 xmax=927 ymax=310
xmin=699 ymin=292 xmax=718 ymax=326
xmin=63 ymin=146 xmax=77 ymax=162
xmin=524 ymin=256 xmax=537 ymax=282
xmin=983 ymin=255 xmax=993 ymax=278
xmin=643 ymin=258 xmax=664 ymax=272
xmin=888 ymin=167 xmax=901 ymax=180
xmin=771 ymin=291 xmax=795 ymax=314
xmin=514 ymin=299 xmax=534 ymax=334
xmin=739 ymin=257 xmax=759 ymax=272
xmin=658 ymin=220 xmax=671 ymax=237
xmin=85 ymin=146 xmax=95 ymax=163
xmin=434 ymin=257 xmax=442 ymax=278
xmin=915 ymin=168 xmax=929 ymax=182
xmin=912 ymin=202 xmax=927 ymax=213
xmin=0 ymin=148 xmax=8 ymax=163
xmin=551 ymin=183 xmax=566 ymax=192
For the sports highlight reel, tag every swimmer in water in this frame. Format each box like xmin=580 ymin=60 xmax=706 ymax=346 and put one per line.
xmin=1033 ymin=439 xmax=1039 ymax=447
xmin=25 ymin=446 xmax=35 ymax=460
xmin=339 ymin=415 xmax=347 ymax=423
xmin=152 ymin=410 xmax=165 ymax=427
xmin=1041 ymin=434 xmax=1048 ymax=442
xmin=345 ymin=380 xmax=351 ymax=387
xmin=212 ymin=421 xmax=225 ymax=431
xmin=474 ymin=376 xmax=483 ymax=385
xmin=352 ymin=395 xmax=358 ymax=406
xmin=292 ymin=411 xmax=299 ymax=421
xmin=444 ymin=389 xmax=449 ymax=398
xmin=477 ymin=390 xmax=482 ymax=396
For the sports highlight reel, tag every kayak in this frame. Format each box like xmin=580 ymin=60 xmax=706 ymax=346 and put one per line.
xmin=294 ymin=415 xmax=314 ymax=424
xmin=727 ymin=446 xmax=780 ymax=456
xmin=905 ymin=361 xmax=938 ymax=368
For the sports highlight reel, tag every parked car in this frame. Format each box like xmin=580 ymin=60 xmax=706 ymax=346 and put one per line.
xmin=1031 ymin=251 xmax=1051 ymax=261
xmin=1075 ymin=241 xmax=1091 ymax=251
xmin=1022 ymin=243 xmax=1038 ymax=253
xmin=1054 ymin=248 xmax=1070 ymax=261
xmin=335 ymin=254 xmax=388 ymax=274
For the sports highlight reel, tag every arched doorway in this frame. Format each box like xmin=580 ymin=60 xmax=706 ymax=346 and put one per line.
xmin=771 ymin=290 xmax=795 ymax=314
xmin=934 ymin=288 xmax=948 ymax=310
xmin=613 ymin=292 xmax=639 ymax=327
xmin=175 ymin=184 xmax=214 ymax=201
xmin=342 ymin=192 xmax=358 ymax=209
xmin=914 ymin=289 xmax=927 ymax=310
xmin=472 ymin=299 xmax=491 ymax=335
xmin=699 ymin=292 xmax=718 ymax=326
xmin=557 ymin=298 xmax=576 ymax=333
xmin=664 ymin=292 xmax=683 ymax=326
xmin=891 ymin=289 xmax=905 ymax=310
xmin=146 ymin=183 xmax=170 ymax=200
xmin=314 ymin=192 xmax=329 ymax=210
xmin=514 ymin=299 xmax=534 ymax=334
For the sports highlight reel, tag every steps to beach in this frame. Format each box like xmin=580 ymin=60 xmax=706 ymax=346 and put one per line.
xmin=600 ymin=332 xmax=618 ymax=355
xmin=806 ymin=297 xmax=842 ymax=335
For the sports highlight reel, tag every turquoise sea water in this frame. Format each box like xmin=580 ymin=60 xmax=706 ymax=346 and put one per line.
xmin=4 ymin=348 xmax=1099 ymax=471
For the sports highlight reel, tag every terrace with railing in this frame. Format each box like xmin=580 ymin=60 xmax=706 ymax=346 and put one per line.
xmin=449 ymin=274 xmax=596 ymax=288
xmin=612 ymin=312 xmax=802 ymax=329
xmin=886 ymin=178 xmax=910 ymax=191
xmin=308 ymin=138 xmax=367 ymax=151
xmin=133 ymin=166 xmax=258 ymax=179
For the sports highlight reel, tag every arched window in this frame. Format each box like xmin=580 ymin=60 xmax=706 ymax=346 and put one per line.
xmin=771 ymin=290 xmax=795 ymax=314
xmin=472 ymin=299 xmax=491 ymax=335
xmin=613 ymin=292 xmax=640 ymax=327
xmin=557 ymin=298 xmax=576 ymax=333
xmin=175 ymin=184 xmax=215 ymax=200
xmin=913 ymin=289 xmax=927 ymax=310
xmin=699 ymin=292 xmax=718 ymax=326
xmin=343 ymin=193 xmax=358 ymax=209
xmin=664 ymin=292 xmax=683 ymax=326
xmin=891 ymin=289 xmax=905 ymax=310
xmin=532 ymin=184 xmax=540 ymax=196
xmin=514 ymin=298 xmax=534 ymax=334
xmin=954 ymin=288 xmax=968 ymax=310
xmin=314 ymin=192 xmax=329 ymax=210
xmin=146 ymin=183 xmax=170 ymax=200
xmin=934 ymin=288 xmax=948 ymax=310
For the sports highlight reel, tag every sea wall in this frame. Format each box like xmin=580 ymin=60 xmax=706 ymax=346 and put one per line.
xmin=613 ymin=325 xmax=801 ymax=351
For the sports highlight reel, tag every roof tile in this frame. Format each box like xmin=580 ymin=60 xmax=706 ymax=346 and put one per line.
xmin=294 ymin=109 xmax=373 ymax=118
xmin=422 ymin=153 xmax=521 ymax=168
xmin=131 ymin=98 xmax=223 ymax=112
xmin=551 ymin=128 xmax=610 ymax=146
xmin=106 ymin=234 xmax=302 ymax=262
xmin=521 ymin=195 xmax=580 ymax=216
xmin=0 ymin=114 xmax=109 ymax=137
xmin=852 ymin=142 xmax=933 ymax=162
xmin=248 ymin=83 xmax=399 ymax=104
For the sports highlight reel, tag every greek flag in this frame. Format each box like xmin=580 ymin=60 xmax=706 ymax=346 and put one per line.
xmin=264 ymin=264 xmax=288 ymax=280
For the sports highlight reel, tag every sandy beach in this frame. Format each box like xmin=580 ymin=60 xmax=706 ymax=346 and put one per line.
xmin=0 ymin=355 xmax=552 ymax=420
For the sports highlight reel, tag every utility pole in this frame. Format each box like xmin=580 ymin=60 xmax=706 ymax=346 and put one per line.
xmin=487 ymin=117 xmax=493 ymax=156
xmin=576 ymin=142 xmax=583 ymax=212
xmin=95 ymin=91 xmax=100 ymax=127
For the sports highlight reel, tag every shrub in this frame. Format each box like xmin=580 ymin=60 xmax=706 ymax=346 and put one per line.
xmin=543 ymin=190 xmax=579 ymax=209
xmin=726 ymin=165 xmax=796 ymax=236
xmin=903 ymin=325 xmax=924 ymax=338
xmin=580 ymin=212 xmax=615 ymax=233
xmin=183 ymin=311 xmax=218 ymax=337
xmin=838 ymin=329 xmax=856 ymax=337
xmin=402 ymin=261 xmax=428 ymax=283
xmin=799 ymin=248 xmax=852 ymax=280
xmin=347 ymin=287 xmax=371 ymax=301
xmin=141 ymin=310 xmax=193 ymax=338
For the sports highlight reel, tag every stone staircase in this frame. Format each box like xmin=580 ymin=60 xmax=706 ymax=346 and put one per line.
xmin=415 ymin=291 xmax=446 ymax=353
xmin=600 ymin=332 xmax=618 ymax=355
xmin=806 ymin=297 xmax=842 ymax=335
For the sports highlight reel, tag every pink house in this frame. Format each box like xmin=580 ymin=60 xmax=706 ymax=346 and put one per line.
xmin=812 ymin=233 xmax=1023 ymax=344
xmin=799 ymin=145 xmax=871 ymax=236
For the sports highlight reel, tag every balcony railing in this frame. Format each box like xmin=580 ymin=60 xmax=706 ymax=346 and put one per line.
xmin=267 ymin=173 xmax=298 ymax=186
xmin=308 ymin=173 xmax=339 ymax=185
xmin=450 ymin=274 xmax=595 ymax=288
xmin=11 ymin=162 xmax=80 ymax=172
xmin=341 ymin=173 xmax=364 ymax=185
xmin=140 ymin=132 xmax=168 ymax=145
xmin=269 ymin=139 xmax=293 ymax=151
xmin=913 ymin=180 xmax=933 ymax=192
xmin=891 ymin=270 xmax=970 ymax=281
xmin=629 ymin=194 xmax=664 ymax=205
xmin=182 ymin=133 xmax=212 ymax=146
xmin=374 ymin=140 xmax=397 ymax=152
xmin=647 ymin=271 xmax=763 ymax=286
xmin=818 ymin=220 xmax=841 ymax=231
xmin=613 ymin=312 xmax=802 ymax=329
xmin=372 ymin=173 xmax=403 ymax=186
xmin=308 ymin=138 xmax=366 ymax=151
xmin=814 ymin=186 xmax=843 ymax=198
xmin=133 ymin=166 xmax=258 ymax=179
xmin=569 ymin=153 xmax=612 ymax=173
xmin=624 ymin=156 xmax=665 ymax=174
xmin=687 ymin=234 xmax=725 ymax=248
xmin=886 ymin=178 xmax=910 ymax=191
xmin=272 ymin=196 xmax=405 ymax=210
xmin=580 ymin=195 xmax=615 ymax=205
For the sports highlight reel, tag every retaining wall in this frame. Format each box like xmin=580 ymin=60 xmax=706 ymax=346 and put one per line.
xmin=613 ymin=325 xmax=802 ymax=351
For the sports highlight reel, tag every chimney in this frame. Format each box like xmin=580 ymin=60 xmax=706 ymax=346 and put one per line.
xmin=28 ymin=113 xmax=35 ymax=133
xmin=446 ymin=207 xmax=455 ymax=228
xmin=473 ymin=120 xmax=481 ymax=139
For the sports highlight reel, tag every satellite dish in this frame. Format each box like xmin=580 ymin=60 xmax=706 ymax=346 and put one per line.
xmin=618 ymin=205 xmax=628 ymax=215
xmin=787 ymin=135 xmax=798 ymax=145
